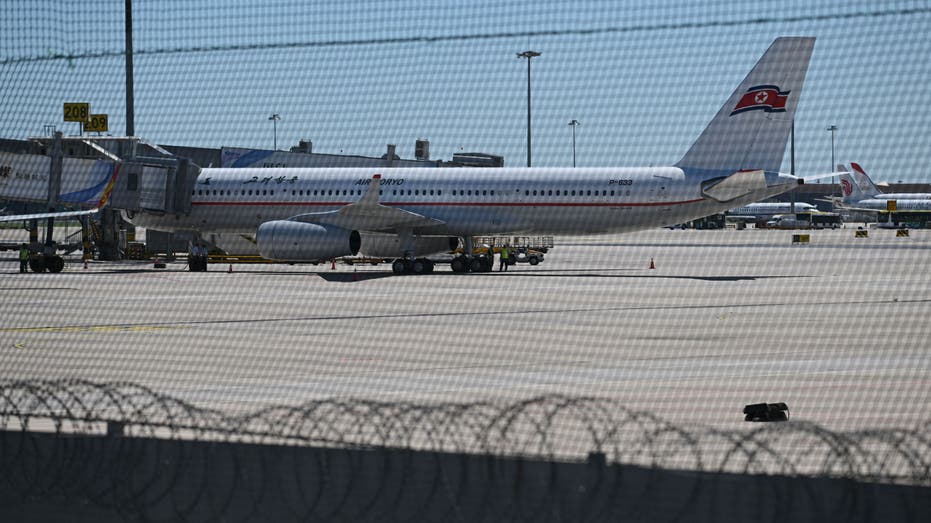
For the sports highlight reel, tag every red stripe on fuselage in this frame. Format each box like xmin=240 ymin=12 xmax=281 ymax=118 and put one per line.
xmin=191 ymin=198 xmax=705 ymax=208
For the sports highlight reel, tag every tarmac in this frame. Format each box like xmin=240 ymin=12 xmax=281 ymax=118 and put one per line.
xmin=1 ymin=226 xmax=930 ymax=434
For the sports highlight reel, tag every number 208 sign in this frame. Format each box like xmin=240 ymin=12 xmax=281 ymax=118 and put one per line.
xmin=63 ymin=103 xmax=89 ymax=122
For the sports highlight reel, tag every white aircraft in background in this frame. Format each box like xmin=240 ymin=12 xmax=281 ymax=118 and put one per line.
xmin=727 ymin=201 xmax=819 ymax=222
xmin=839 ymin=163 xmax=931 ymax=204
xmin=4 ymin=37 xmax=818 ymax=274
xmin=835 ymin=163 xmax=931 ymax=228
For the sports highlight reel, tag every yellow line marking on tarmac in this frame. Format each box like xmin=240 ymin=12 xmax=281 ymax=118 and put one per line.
xmin=0 ymin=325 xmax=188 ymax=334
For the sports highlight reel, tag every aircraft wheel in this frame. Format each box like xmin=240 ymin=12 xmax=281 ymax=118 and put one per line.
xmin=29 ymin=258 xmax=46 ymax=273
xmin=47 ymin=256 xmax=65 ymax=273
xmin=423 ymin=259 xmax=435 ymax=273
xmin=412 ymin=259 xmax=426 ymax=274
xmin=469 ymin=257 xmax=485 ymax=273
xmin=392 ymin=259 xmax=409 ymax=275
xmin=450 ymin=257 xmax=467 ymax=273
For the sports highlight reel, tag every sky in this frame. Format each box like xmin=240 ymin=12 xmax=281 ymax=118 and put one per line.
xmin=2 ymin=1 xmax=931 ymax=182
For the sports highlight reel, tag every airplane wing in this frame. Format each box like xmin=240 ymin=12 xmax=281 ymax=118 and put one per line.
xmin=0 ymin=208 xmax=100 ymax=222
xmin=833 ymin=203 xmax=877 ymax=212
xmin=286 ymin=174 xmax=445 ymax=233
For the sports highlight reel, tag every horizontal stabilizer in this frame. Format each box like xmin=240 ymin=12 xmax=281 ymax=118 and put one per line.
xmin=803 ymin=171 xmax=848 ymax=183
xmin=702 ymin=170 xmax=767 ymax=202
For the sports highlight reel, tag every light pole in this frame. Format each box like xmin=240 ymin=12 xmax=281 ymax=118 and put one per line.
xmin=517 ymin=50 xmax=541 ymax=167
xmin=269 ymin=113 xmax=281 ymax=150
xmin=827 ymin=124 xmax=837 ymax=172
xmin=568 ymin=119 xmax=580 ymax=167
xmin=827 ymin=124 xmax=838 ymax=210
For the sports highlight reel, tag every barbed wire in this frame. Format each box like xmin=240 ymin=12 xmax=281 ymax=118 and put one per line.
xmin=0 ymin=379 xmax=928 ymax=521
xmin=2 ymin=379 xmax=929 ymax=480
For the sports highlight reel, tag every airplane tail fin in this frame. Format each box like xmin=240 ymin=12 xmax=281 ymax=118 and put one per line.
xmin=838 ymin=165 xmax=858 ymax=203
xmin=839 ymin=163 xmax=879 ymax=203
xmin=849 ymin=162 xmax=881 ymax=199
xmin=676 ymin=37 xmax=815 ymax=174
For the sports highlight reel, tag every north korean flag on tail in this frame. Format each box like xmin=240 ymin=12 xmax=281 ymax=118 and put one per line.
xmin=730 ymin=85 xmax=790 ymax=116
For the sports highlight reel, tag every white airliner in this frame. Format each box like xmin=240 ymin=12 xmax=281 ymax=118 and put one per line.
xmin=835 ymin=163 xmax=931 ymax=228
xmin=727 ymin=201 xmax=819 ymax=221
xmin=839 ymin=163 xmax=931 ymax=208
xmin=5 ymin=37 xmax=817 ymax=274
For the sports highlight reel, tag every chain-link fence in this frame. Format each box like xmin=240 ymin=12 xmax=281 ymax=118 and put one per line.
xmin=3 ymin=1 xmax=931 ymax=174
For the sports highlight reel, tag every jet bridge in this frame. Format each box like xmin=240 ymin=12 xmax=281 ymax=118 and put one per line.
xmin=106 ymin=139 xmax=197 ymax=216
xmin=1 ymin=134 xmax=197 ymax=268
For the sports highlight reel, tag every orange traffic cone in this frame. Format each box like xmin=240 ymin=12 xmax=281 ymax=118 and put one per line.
xmin=649 ymin=257 xmax=655 ymax=269
xmin=228 ymin=263 xmax=233 ymax=273
xmin=331 ymin=259 xmax=336 ymax=270
xmin=83 ymin=258 xmax=88 ymax=270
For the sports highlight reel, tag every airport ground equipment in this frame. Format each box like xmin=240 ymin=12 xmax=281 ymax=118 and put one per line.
xmin=511 ymin=247 xmax=545 ymax=265
xmin=447 ymin=236 xmax=551 ymax=272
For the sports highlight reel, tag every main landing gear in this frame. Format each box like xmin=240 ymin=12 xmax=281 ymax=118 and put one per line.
xmin=448 ymin=235 xmax=493 ymax=273
xmin=391 ymin=258 xmax=435 ymax=275
xmin=28 ymin=254 xmax=65 ymax=273
xmin=450 ymin=254 xmax=493 ymax=273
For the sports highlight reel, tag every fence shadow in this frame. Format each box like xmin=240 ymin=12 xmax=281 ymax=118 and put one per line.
xmin=1 ymin=430 xmax=929 ymax=522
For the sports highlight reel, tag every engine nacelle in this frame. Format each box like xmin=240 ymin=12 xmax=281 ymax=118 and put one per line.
xmin=359 ymin=233 xmax=459 ymax=258
xmin=257 ymin=221 xmax=360 ymax=261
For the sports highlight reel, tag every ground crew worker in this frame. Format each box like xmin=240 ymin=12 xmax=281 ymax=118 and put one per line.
xmin=198 ymin=243 xmax=208 ymax=271
xmin=188 ymin=242 xmax=198 ymax=271
xmin=499 ymin=244 xmax=509 ymax=271
xmin=19 ymin=244 xmax=29 ymax=273
xmin=189 ymin=242 xmax=207 ymax=271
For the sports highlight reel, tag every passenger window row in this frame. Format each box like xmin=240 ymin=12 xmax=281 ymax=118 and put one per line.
xmin=521 ymin=189 xmax=624 ymax=196
xmin=193 ymin=187 xmax=633 ymax=198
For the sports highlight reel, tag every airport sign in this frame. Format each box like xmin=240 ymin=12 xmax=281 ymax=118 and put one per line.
xmin=63 ymin=102 xmax=89 ymax=122
xmin=85 ymin=114 xmax=108 ymax=132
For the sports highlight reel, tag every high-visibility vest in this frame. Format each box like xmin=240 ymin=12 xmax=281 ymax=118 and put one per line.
xmin=500 ymin=247 xmax=509 ymax=259
xmin=19 ymin=247 xmax=29 ymax=260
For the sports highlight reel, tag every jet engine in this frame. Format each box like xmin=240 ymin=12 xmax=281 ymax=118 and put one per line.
xmin=359 ymin=233 xmax=459 ymax=258
xmin=256 ymin=221 xmax=360 ymax=261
